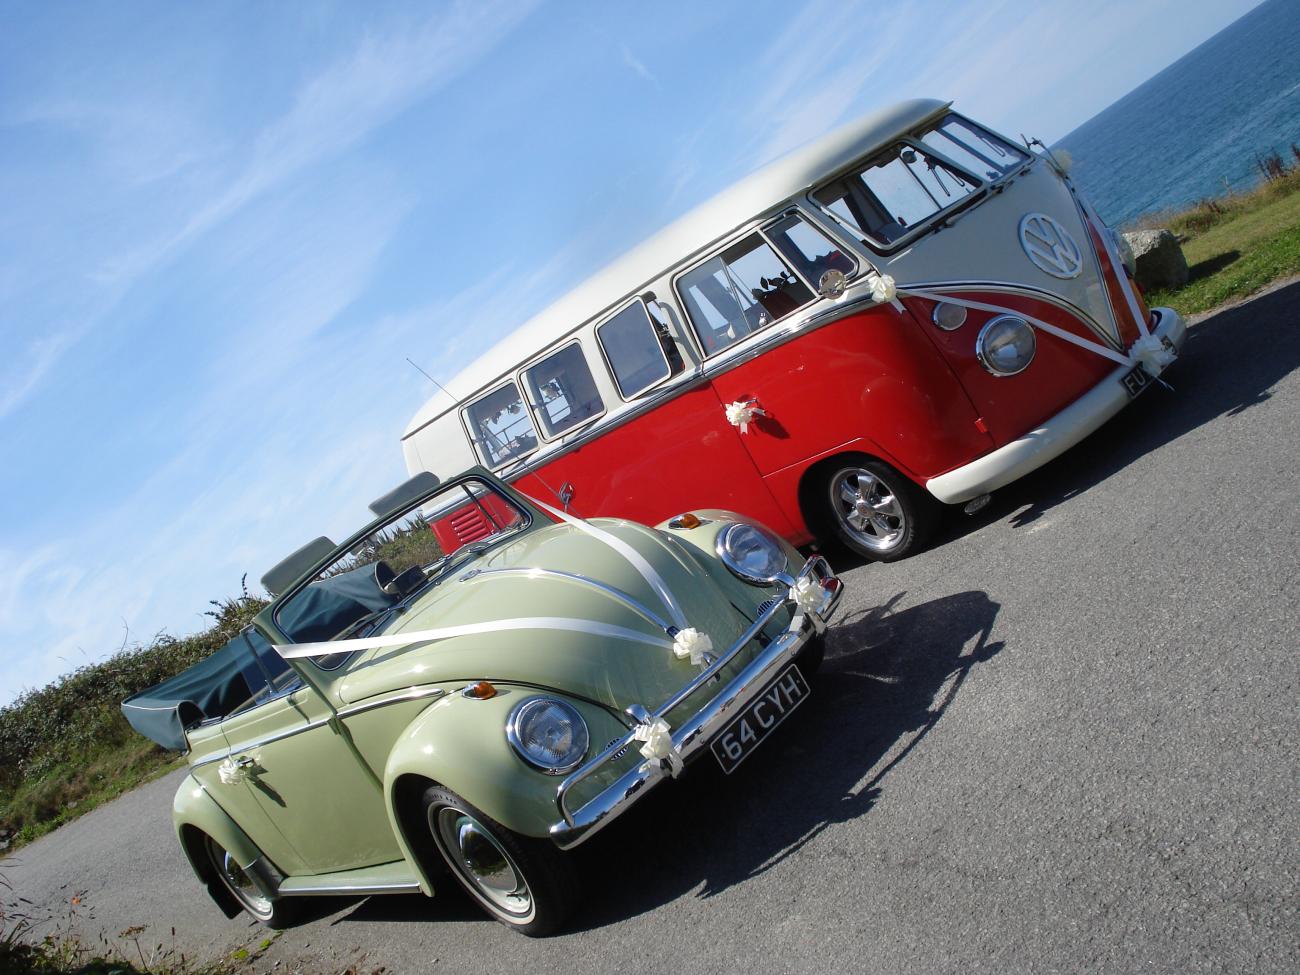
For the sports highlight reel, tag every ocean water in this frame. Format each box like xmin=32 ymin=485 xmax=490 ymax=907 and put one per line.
xmin=1057 ymin=0 xmax=1300 ymax=226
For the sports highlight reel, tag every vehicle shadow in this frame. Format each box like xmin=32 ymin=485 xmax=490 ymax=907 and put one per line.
xmin=565 ymin=587 xmax=1003 ymax=929
xmin=933 ymin=278 xmax=1300 ymax=541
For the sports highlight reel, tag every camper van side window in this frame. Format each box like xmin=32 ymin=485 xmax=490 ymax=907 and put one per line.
xmin=764 ymin=212 xmax=858 ymax=285
xmin=813 ymin=143 xmax=978 ymax=248
xmin=597 ymin=299 xmax=679 ymax=399
xmin=677 ymin=233 xmax=814 ymax=356
xmin=463 ymin=382 xmax=538 ymax=468
xmin=521 ymin=343 xmax=605 ymax=438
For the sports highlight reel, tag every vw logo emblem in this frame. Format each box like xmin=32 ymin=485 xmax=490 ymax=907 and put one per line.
xmin=1018 ymin=212 xmax=1083 ymax=279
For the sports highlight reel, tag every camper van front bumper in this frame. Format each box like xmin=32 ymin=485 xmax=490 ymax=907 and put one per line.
xmin=926 ymin=307 xmax=1187 ymax=505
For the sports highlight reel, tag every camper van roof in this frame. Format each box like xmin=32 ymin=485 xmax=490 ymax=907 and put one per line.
xmin=404 ymin=98 xmax=950 ymax=438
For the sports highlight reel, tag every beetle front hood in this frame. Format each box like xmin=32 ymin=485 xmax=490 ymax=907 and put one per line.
xmin=334 ymin=520 xmax=759 ymax=712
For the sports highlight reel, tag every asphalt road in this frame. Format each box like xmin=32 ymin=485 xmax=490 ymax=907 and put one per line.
xmin=9 ymin=283 xmax=1299 ymax=975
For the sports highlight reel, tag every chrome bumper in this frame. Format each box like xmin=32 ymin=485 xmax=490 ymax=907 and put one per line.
xmin=548 ymin=556 xmax=843 ymax=849
xmin=926 ymin=307 xmax=1187 ymax=504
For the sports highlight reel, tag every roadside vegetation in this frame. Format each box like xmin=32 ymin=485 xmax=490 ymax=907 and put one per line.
xmin=1136 ymin=151 xmax=1300 ymax=317
xmin=0 ymin=588 xmax=266 ymax=852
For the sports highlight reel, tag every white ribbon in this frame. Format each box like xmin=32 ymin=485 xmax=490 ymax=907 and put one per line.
xmin=671 ymin=627 xmax=714 ymax=666
xmin=869 ymin=272 xmax=905 ymax=312
xmin=275 ymin=616 xmax=673 ymax=659
xmin=633 ymin=716 xmax=683 ymax=776
xmin=532 ymin=498 xmax=692 ymax=632
xmin=1130 ymin=333 xmax=1177 ymax=374
xmin=724 ymin=400 xmax=765 ymax=434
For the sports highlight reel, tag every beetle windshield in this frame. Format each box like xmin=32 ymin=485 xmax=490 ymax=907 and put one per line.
xmin=272 ymin=477 xmax=529 ymax=666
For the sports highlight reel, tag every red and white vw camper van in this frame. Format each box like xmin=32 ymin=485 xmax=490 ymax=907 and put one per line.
xmin=401 ymin=99 xmax=1185 ymax=561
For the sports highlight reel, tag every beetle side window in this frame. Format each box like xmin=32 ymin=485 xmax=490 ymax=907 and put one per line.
xmin=521 ymin=343 xmax=604 ymax=438
xmin=678 ymin=233 xmax=813 ymax=356
xmin=764 ymin=212 xmax=857 ymax=286
xmin=463 ymin=382 xmax=538 ymax=467
xmin=813 ymin=143 xmax=978 ymax=247
xmin=597 ymin=300 xmax=681 ymax=398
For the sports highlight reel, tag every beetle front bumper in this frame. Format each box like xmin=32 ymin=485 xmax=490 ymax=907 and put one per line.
xmin=548 ymin=555 xmax=843 ymax=849
xmin=925 ymin=306 xmax=1187 ymax=505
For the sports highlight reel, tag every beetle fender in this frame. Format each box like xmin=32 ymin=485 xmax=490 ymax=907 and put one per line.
xmin=384 ymin=686 xmax=626 ymax=884
xmin=172 ymin=774 xmax=270 ymax=918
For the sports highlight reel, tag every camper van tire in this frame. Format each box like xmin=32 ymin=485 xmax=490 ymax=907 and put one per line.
xmin=820 ymin=457 xmax=935 ymax=563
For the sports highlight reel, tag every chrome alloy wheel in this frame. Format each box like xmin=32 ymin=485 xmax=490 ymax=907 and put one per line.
xmin=829 ymin=467 xmax=906 ymax=553
xmin=433 ymin=807 xmax=535 ymax=920
xmin=204 ymin=836 xmax=273 ymax=920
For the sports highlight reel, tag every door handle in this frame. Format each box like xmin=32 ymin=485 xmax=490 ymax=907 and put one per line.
xmin=234 ymin=755 xmax=257 ymax=768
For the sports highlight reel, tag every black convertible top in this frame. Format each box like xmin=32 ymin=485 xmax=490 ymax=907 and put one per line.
xmin=121 ymin=564 xmax=396 ymax=750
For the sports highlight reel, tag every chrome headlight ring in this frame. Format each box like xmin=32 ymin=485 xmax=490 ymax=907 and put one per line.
xmin=715 ymin=522 xmax=789 ymax=585
xmin=506 ymin=697 xmax=589 ymax=775
xmin=975 ymin=315 xmax=1036 ymax=377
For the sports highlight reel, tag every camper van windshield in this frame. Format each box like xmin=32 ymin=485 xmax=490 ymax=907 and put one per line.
xmin=813 ymin=115 xmax=1028 ymax=249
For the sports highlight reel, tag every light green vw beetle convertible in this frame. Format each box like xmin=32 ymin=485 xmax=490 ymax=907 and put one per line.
xmin=123 ymin=468 xmax=841 ymax=936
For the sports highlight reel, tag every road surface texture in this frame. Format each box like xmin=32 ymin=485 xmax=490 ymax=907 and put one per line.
xmin=8 ymin=283 xmax=1299 ymax=975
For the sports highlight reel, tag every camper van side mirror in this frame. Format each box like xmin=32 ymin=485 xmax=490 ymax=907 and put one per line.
xmin=818 ymin=269 xmax=847 ymax=300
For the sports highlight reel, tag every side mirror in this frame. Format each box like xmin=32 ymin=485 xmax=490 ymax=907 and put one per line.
xmin=817 ymin=269 xmax=847 ymax=300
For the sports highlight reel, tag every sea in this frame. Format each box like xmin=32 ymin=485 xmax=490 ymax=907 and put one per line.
xmin=1056 ymin=0 xmax=1300 ymax=227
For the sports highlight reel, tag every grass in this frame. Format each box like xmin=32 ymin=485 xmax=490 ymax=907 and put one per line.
xmin=1134 ymin=168 xmax=1300 ymax=317
xmin=0 ymin=590 xmax=266 ymax=853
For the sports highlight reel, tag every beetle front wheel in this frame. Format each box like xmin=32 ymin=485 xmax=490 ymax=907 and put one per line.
xmin=422 ymin=785 xmax=577 ymax=937
xmin=202 ymin=835 xmax=297 ymax=928
xmin=822 ymin=458 xmax=935 ymax=562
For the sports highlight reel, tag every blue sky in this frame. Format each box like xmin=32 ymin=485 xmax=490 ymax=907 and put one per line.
xmin=0 ymin=0 xmax=1262 ymax=703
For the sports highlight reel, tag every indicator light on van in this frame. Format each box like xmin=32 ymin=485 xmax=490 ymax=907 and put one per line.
xmin=932 ymin=302 xmax=968 ymax=331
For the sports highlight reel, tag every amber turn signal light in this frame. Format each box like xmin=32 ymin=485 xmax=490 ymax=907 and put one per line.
xmin=462 ymin=680 xmax=497 ymax=700
xmin=668 ymin=512 xmax=701 ymax=530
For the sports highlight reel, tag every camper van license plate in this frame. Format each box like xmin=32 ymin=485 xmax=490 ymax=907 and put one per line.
xmin=711 ymin=665 xmax=809 ymax=774
xmin=1121 ymin=363 xmax=1153 ymax=399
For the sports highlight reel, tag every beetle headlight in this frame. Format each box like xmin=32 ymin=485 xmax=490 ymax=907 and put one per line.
xmin=976 ymin=315 xmax=1036 ymax=376
xmin=716 ymin=522 xmax=788 ymax=584
xmin=506 ymin=697 xmax=589 ymax=775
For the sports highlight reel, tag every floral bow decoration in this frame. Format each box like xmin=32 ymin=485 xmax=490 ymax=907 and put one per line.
xmin=633 ymin=717 xmax=684 ymax=776
xmin=672 ymin=627 xmax=714 ymax=667
xmin=788 ymin=575 xmax=824 ymax=627
xmin=217 ymin=754 xmax=257 ymax=786
xmin=869 ymin=273 xmax=906 ymax=312
xmin=725 ymin=399 xmax=765 ymax=434
xmin=1129 ymin=333 xmax=1178 ymax=375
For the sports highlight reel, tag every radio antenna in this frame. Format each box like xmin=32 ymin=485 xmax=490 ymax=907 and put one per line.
xmin=406 ymin=357 xmax=458 ymax=401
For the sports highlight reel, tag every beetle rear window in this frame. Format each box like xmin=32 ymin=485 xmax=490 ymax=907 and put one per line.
xmin=464 ymin=382 xmax=538 ymax=467
xmin=678 ymin=233 xmax=814 ymax=356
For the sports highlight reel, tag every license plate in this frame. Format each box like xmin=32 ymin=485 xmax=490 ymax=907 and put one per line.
xmin=711 ymin=665 xmax=809 ymax=774
xmin=1121 ymin=363 xmax=1152 ymax=399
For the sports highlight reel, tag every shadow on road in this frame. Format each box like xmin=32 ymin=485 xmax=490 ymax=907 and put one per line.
xmin=565 ymin=587 xmax=1003 ymax=929
xmin=326 ymin=589 xmax=1002 ymax=933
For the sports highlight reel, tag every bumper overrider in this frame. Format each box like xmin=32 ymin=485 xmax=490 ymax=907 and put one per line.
xmin=549 ymin=555 xmax=843 ymax=849
xmin=926 ymin=306 xmax=1188 ymax=505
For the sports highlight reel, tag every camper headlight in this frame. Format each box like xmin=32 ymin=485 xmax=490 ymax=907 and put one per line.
xmin=976 ymin=315 xmax=1036 ymax=376
xmin=716 ymin=522 xmax=788 ymax=585
xmin=506 ymin=697 xmax=589 ymax=774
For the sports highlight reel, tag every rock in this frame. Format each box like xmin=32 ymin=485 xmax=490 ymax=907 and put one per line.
xmin=1122 ymin=229 xmax=1189 ymax=291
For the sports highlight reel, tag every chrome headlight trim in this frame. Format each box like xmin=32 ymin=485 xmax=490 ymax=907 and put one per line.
xmin=931 ymin=301 xmax=968 ymax=331
xmin=715 ymin=522 xmax=789 ymax=585
xmin=506 ymin=697 xmax=589 ymax=775
xmin=975 ymin=314 xmax=1036 ymax=377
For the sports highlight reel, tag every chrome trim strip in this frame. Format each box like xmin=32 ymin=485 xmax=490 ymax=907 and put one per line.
xmin=337 ymin=685 xmax=446 ymax=719
xmin=468 ymin=567 xmax=673 ymax=632
xmin=278 ymin=880 xmax=422 ymax=897
xmin=550 ymin=556 xmax=843 ymax=849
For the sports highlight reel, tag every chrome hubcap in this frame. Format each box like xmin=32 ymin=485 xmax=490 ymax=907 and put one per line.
xmin=831 ymin=468 xmax=906 ymax=552
xmin=435 ymin=809 xmax=532 ymax=917
xmin=206 ymin=838 xmax=272 ymax=918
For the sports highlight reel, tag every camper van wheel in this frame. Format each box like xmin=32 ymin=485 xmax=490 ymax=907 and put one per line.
xmin=822 ymin=458 xmax=934 ymax=562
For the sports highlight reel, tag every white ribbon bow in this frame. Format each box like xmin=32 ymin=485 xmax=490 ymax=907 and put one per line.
xmin=633 ymin=717 xmax=683 ymax=775
xmin=672 ymin=627 xmax=714 ymax=666
xmin=1129 ymin=333 xmax=1177 ymax=374
xmin=217 ymin=756 xmax=253 ymax=786
xmin=789 ymin=575 xmax=823 ymax=616
xmin=725 ymin=400 xmax=765 ymax=434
